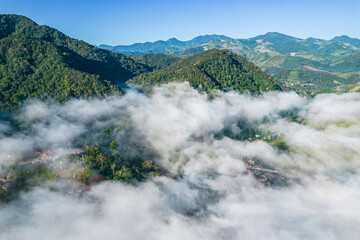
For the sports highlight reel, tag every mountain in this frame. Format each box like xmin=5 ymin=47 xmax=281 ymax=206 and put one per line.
xmin=114 ymin=31 xmax=360 ymax=96
xmin=129 ymin=49 xmax=280 ymax=94
xmin=237 ymin=33 xmax=360 ymax=61
xmin=129 ymin=54 xmax=181 ymax=70
xmin=104 ymin=32 xmax=360 ymax=71
xmin=251 ymin=32 xmax=302 ymax=42
xmin=0 ymin=14 xmax=151 ymax=111
xmin=330 ymin=35 xmax=360 ymax=46
xmin=104 ymin=32 xmax=360 ymax=63
xmin=97 ymin=31 xmax=360 ymax=96
xmin=265 ymin=67 xmax=357 ymax=94
xmin=330 ymin=52 xmax=360 ymax=73
xmin=246 ymin=32 xmax=305 ymax=55
xmin=179 ymin=46 xmax=205 ymax=56
xmin=197 ymin=33 xmax=360 ymax=95
xmin=184 ymin=34 xmax=231 ymax=46
xmin=98 ymin=34 xmax=230 ymax=55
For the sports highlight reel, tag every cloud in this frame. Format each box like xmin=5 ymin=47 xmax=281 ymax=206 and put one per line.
xmin=0 ymin=83 xmax=359 ymax=240
xmin=302 ymin=92 xmax=360 ymax=126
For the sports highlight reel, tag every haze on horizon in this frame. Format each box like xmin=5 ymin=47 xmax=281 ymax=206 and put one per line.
xmin=1 ymin=0 xmax=359 ymax=45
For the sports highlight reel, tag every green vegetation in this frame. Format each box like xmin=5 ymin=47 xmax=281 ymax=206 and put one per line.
xmin=0 ymin=34 xmax=120 ymax=111
xmin=106 ymin=32 xmax=360 ymax=95
xmin=288 ymin=71 xmax=298 ymax=81
xmin=268 ymin=138 xmax=290 ymax=151
xmin=130 ymin=53 xmax=181 ymax=70
xmin=330 ymin=35 xmax=360 ymax=46
xmin=0 ymin=14 xmax=152 ymax=111
xmin=218 ymin=121 xmax=291 ymax=152
xmin=330 ymin=53 xmax=360 ymax=73
xmin=100 ymin=34 xmax=230 ymax=55
xmin=0 ymin=163 xmax=56 ymax=202
xmin=130 ymin=49 xmax=281 ymax=95
xmin=0 ymin=119 xmax=165 ymax=201
xmin=83 ymin=143 xmax=162 ymax=183
xmin=179 ymin=46 xmax=205 ymax=56
xmin=200 ymin=34 xmax=360 ymax=95
xmin=265 ymin=67 xmax=359 ymax=96
xmin=69 ymin=122 xmax=165 ymax=184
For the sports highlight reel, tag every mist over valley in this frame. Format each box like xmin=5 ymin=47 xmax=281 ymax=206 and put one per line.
xmin=0 ymin=13 xmax=360 ymax=240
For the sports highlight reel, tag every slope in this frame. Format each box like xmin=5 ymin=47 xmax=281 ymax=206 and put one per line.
xmin=129 ymin=54 xmax=181 ymax=70
xmin=129 ymin=49 xmax=280 ymax=94
xmin=0 ymin=14 xmax=152 ymax=111
xmin=330 ymin=52 xmax=360 ymax=73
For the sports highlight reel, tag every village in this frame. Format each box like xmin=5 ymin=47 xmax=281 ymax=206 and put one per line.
xmin=243 ymin=157 xmax=294 ymax=187
xmin=243 ymin=132 xmax=281 ymax=142
xmin=241 ymin=132 xmax=297 ymax=186
xmin=1 ymin=131 xmax=292 ymax=199
xmin=0 ymin=150 xmax=90 ymax=199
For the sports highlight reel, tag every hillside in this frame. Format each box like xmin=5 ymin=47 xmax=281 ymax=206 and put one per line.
xmin=199 ymin=33 xmax=360 ymax=95
xmin=129 ymin=49 xmax=280 ymax=94
xmin=130 ymin=53 xmax=181 ymax=70
xmin=265 ymin=67 xmax=359 ymax=94
xmin=105 ymin=32 xmax=360 ymax=95
xmin=0 ymin=14 xmax=151 ymax=111
xmin=330 ymin=52 xmax=360 ymax=73
xmin=201 ymin=34 xmax=360 ymax=69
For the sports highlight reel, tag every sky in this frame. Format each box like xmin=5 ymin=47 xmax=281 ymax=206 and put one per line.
xmin=1 ymin=0 xmax=360 ymax=46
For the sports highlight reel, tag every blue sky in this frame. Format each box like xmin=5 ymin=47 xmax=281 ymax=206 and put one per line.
xmin=1 ymin=0 xmax=359 ymax=45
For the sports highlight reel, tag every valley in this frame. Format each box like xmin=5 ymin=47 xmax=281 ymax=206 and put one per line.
xmin=0 ymin=12 xmax=360 ymax=240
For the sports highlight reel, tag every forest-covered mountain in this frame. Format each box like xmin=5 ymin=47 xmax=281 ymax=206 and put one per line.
xmin=129 ymin=49 xmax=280 ymax=94
xmin=330 ymin=52 xmax=360 ymax=73
xmin=129 ymin=53 xmax=181 ymax=70
xmin=1 ymin=13 xmax=358 ymax=112
xmin=0 ymin=14 xmax=152 ymax=111
xmin=107 ymin=32 xmax=360 ymax=95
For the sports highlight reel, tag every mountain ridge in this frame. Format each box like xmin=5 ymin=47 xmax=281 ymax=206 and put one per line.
xmin=0 ymin=14 xmax=152 ymax=111
xmin=99 ymin=34 xmax=231 ymax=55
xmin=118 ymin=32 xmax=360 ymax=96
xmin=129 ymin=49 xmax=281 ymax=95
xmin=100 ymin=32 xmax=360 ymax=56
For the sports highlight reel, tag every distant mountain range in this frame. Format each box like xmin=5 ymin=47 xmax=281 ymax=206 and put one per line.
xmin=99 ymin=32 xmax=360 ymax=58
xmin=101 ymin=32 xmax=360 ymax=95
xmin=99 ymin=34 xmax=231 ymax=55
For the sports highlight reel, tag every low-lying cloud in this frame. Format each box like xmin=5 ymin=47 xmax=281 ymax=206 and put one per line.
xmin=0 ymin=82 xmax=360 ymax=240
